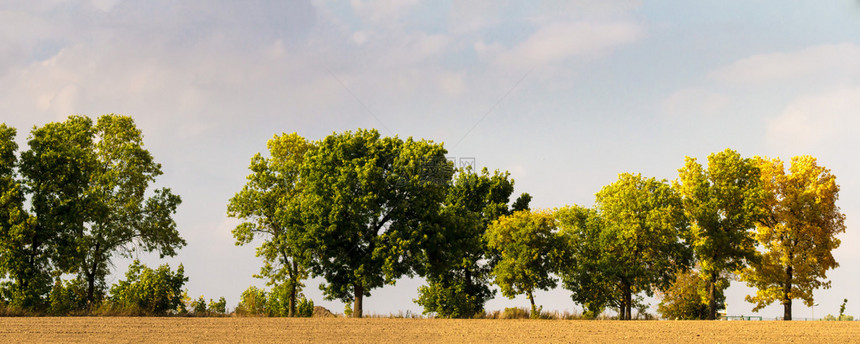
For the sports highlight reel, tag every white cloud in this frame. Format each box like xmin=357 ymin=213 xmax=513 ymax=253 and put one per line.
xmin=495 ymin=21 xmax=643 ymax=70
xmin=766 ymin=87 xmax=860 ymax=151
xmin=351 ymin=31 xmax=368 ymax=45
xmin=350 ymin=0 xmax=419 ymax=24
xmin=711 ymin=43 xmax=860 ymax=84
xmin=437 ymin=72 xmax=465 ymax=96
xmin=90 ymin=0 xmax=120 ymax=12
xmin=660 ymin=88 xmax=730 ymax=118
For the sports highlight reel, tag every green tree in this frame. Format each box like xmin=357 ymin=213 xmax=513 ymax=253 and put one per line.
xmin=555 ymin=205 xmax=617 ymax=318
xmin=741 ymin=156 xmax=846 ymax=320
xmin=485 ymin=210 xmax=562 ymax=317
xmin=657 ymin=269 xmax=726 ymax=320
xmin=108 ymin=259 xmax=188 ymax=315
xmin=18 ymin=115 xmax=184 ymax=308
xmin=591 ymin=173 xmax=690 ymax=320
xmin=675 ymin=148 xmax=764 ymax=320
xmin=297 ymin=129 xmax=452 ymax=318
xmin=417 ymin=167 xmax=521 ymax=318
xmin=228 ymin=133 xmax=312 ymax=317
xmin=0 ymin=124 xmax=48 ymax=309
xmin=557 ymin=174 xmax=689 ymax=320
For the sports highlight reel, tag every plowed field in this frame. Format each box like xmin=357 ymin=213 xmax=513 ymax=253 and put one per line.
xmin=0 ymin=317 xmax=857 ymax=343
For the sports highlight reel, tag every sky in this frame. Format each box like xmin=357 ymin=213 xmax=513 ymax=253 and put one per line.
xmin=2 ymin=0 xmax=860 ymax=319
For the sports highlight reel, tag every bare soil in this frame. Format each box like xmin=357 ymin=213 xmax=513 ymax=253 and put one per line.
xmin=0 ymin=317 xmax=857 ymax=343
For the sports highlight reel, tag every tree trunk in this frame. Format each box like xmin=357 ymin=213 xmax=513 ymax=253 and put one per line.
xmin=288 ymin=283 xmax=296 ymax=317
xmin=86 ymin=242 xmax=100 ymax=309
xmin=783 ymin=264 xmax=793 ymax=321
xmin=353 ymin=282 xmax=364 ymax=318
xmin=527 ymin=290 xmax=536 ymax=318
xmin=288 ymin=260 xmax=298 ymax=317
xmin=624 ymin=283 xmax=632 ymax=320
xmin=707 ymin=272 xmax=717 ymax=320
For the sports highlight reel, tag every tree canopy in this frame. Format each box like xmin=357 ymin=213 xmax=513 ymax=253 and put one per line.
xmin=415 ymin=167 xmax=522 ymax=318
xmin=562 ymin=173 xmax=690 ymax=320
xmin=675 ymin=148 xmax=764 ymax=320
xmin=0 ymin=115 xmax=184 ymax=311
xmin=740 ymin=155 xmax=846 ymax=320
xmin=296 ymin=129 xmax=452 ymax=317
xmin=228 ymin=132 xmax=312 ymax=317
xmin=485 ymin=209 xmax=562 ymax=317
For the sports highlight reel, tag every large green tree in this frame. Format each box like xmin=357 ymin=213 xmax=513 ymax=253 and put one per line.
xmin=228 ymin=132 xmax=312 ymax=317
xmin=556 ymin=205 xmax=618 ymax=318
xmin=297 ymin=129 xmax=452 ymax=318
xmin=740 ymin=156 xmax=846 ymax=320
xmin=675 ymin=148 xmax=764 ymax=320
xmin=0 ymin=124 xmax=47 ymax=308
xmin=19 ymin=115 xmax=184 ymax=308
xmin=416 ymin=167 xmax=528 ymax=318
xmin=559 ymin=173 xmax=689 ymax=320
xmin=485 ymin=210 xmax=562 ymax=317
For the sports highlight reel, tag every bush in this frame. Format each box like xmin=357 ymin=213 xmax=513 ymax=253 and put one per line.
xmin=235 ymin=286 xmax=267 ymax=316
xmin=822 ymin=314 xmax=854 ymax=321
xmin=657 ymin=270 xmax=726 ymax=320
xmin=208 ymin=297 xmax=227 ymax=315
xmin=49 ymin=278 xmax=88 ymax=315
xmin=191 ymin=296 xmax=208 ymax=315
xmin=108 ymin=260 xmax=188 ymax=315
xmin=265 ymin=284 xmax=290 ymax=316
xmin=296 ymin=296 xmax=314 ymax=317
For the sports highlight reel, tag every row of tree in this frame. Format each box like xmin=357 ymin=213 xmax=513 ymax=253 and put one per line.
xmin=230 ymin=129 xmax=845 ymax=320
xmin=0 ymin=116 xmax=845 ymax=320
xmin=0 ymin=115 xmax=185 ymax=312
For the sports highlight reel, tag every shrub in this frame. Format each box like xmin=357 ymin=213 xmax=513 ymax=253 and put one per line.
xmin=48 ymin=278 xmax=88 ymax=315
xmin=108 ymin=260 xmax=188 ymax=315
xmin=208 ymin=297 xmax=227 ymax=315
xmin=296 ymin=296 xmax=314 ymax=317
xmin=191 ymin=296 xmax=208 ymax=315
xmin=235 ymin=286 xmax=267 ymax=316
xmin=657 ymin=270 xmax=726 ymax=320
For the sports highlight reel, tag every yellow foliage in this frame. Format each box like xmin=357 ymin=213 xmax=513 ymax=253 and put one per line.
xmin=741 ymin=156 xmax=845 ymax=312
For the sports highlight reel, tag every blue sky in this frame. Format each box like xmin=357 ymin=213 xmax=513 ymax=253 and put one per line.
xmin=2 ymin=0 xmax=860 ymax=318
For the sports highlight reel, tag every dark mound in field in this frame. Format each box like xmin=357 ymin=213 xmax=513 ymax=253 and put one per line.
xmin=312 ymin=306 xmax=336 ymax=318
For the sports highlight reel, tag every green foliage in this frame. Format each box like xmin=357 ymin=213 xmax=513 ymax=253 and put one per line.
xmin=657 ymin=269 xmax=726 ymax=320
xmin=417 ymin=167 xmax=514 ymax=318
xmin=297 ymin=129 xmax=452 ymax=317
xmin=191 ymin=296 xmax=208 ymax=315
xmin=296 ymin=296 xmax=314 ymax=317
xmin=558 ymin=174 xmax=690 ymax=320
xmin=675 ymin=148 xmax=764 ymax=319
xmin=0 ymin=123 xmax=50 ymax=310
xmin=264 ymin=282 xmax=304 ymax=317
xmin=208 ymin=297 xmax=227 ymax=315
xmin=485 ymin=210 xmax=562 ymax=317
xmin=48 ymin=278 xmax=88 ymax=315
xmin=840 ymin=298 xmax=847 ymax=319
xmin=228 ymin=133 xmax=311 ymax=317
xmin=822 ymin=314 xmax=854 ymax=321
xmin=108 ymin=260 xmax=188 ymax=315
xmin=1 ymin=115 xmax=185 ymax=310
xmin=555 ymin=205 xmax=615 ymax=317
xmin=236 ymin=286 xmax=268 ymax=316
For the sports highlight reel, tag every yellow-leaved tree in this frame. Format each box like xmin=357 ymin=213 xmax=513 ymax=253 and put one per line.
xmin=741 ymin=155 xmax=846 ymax=321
